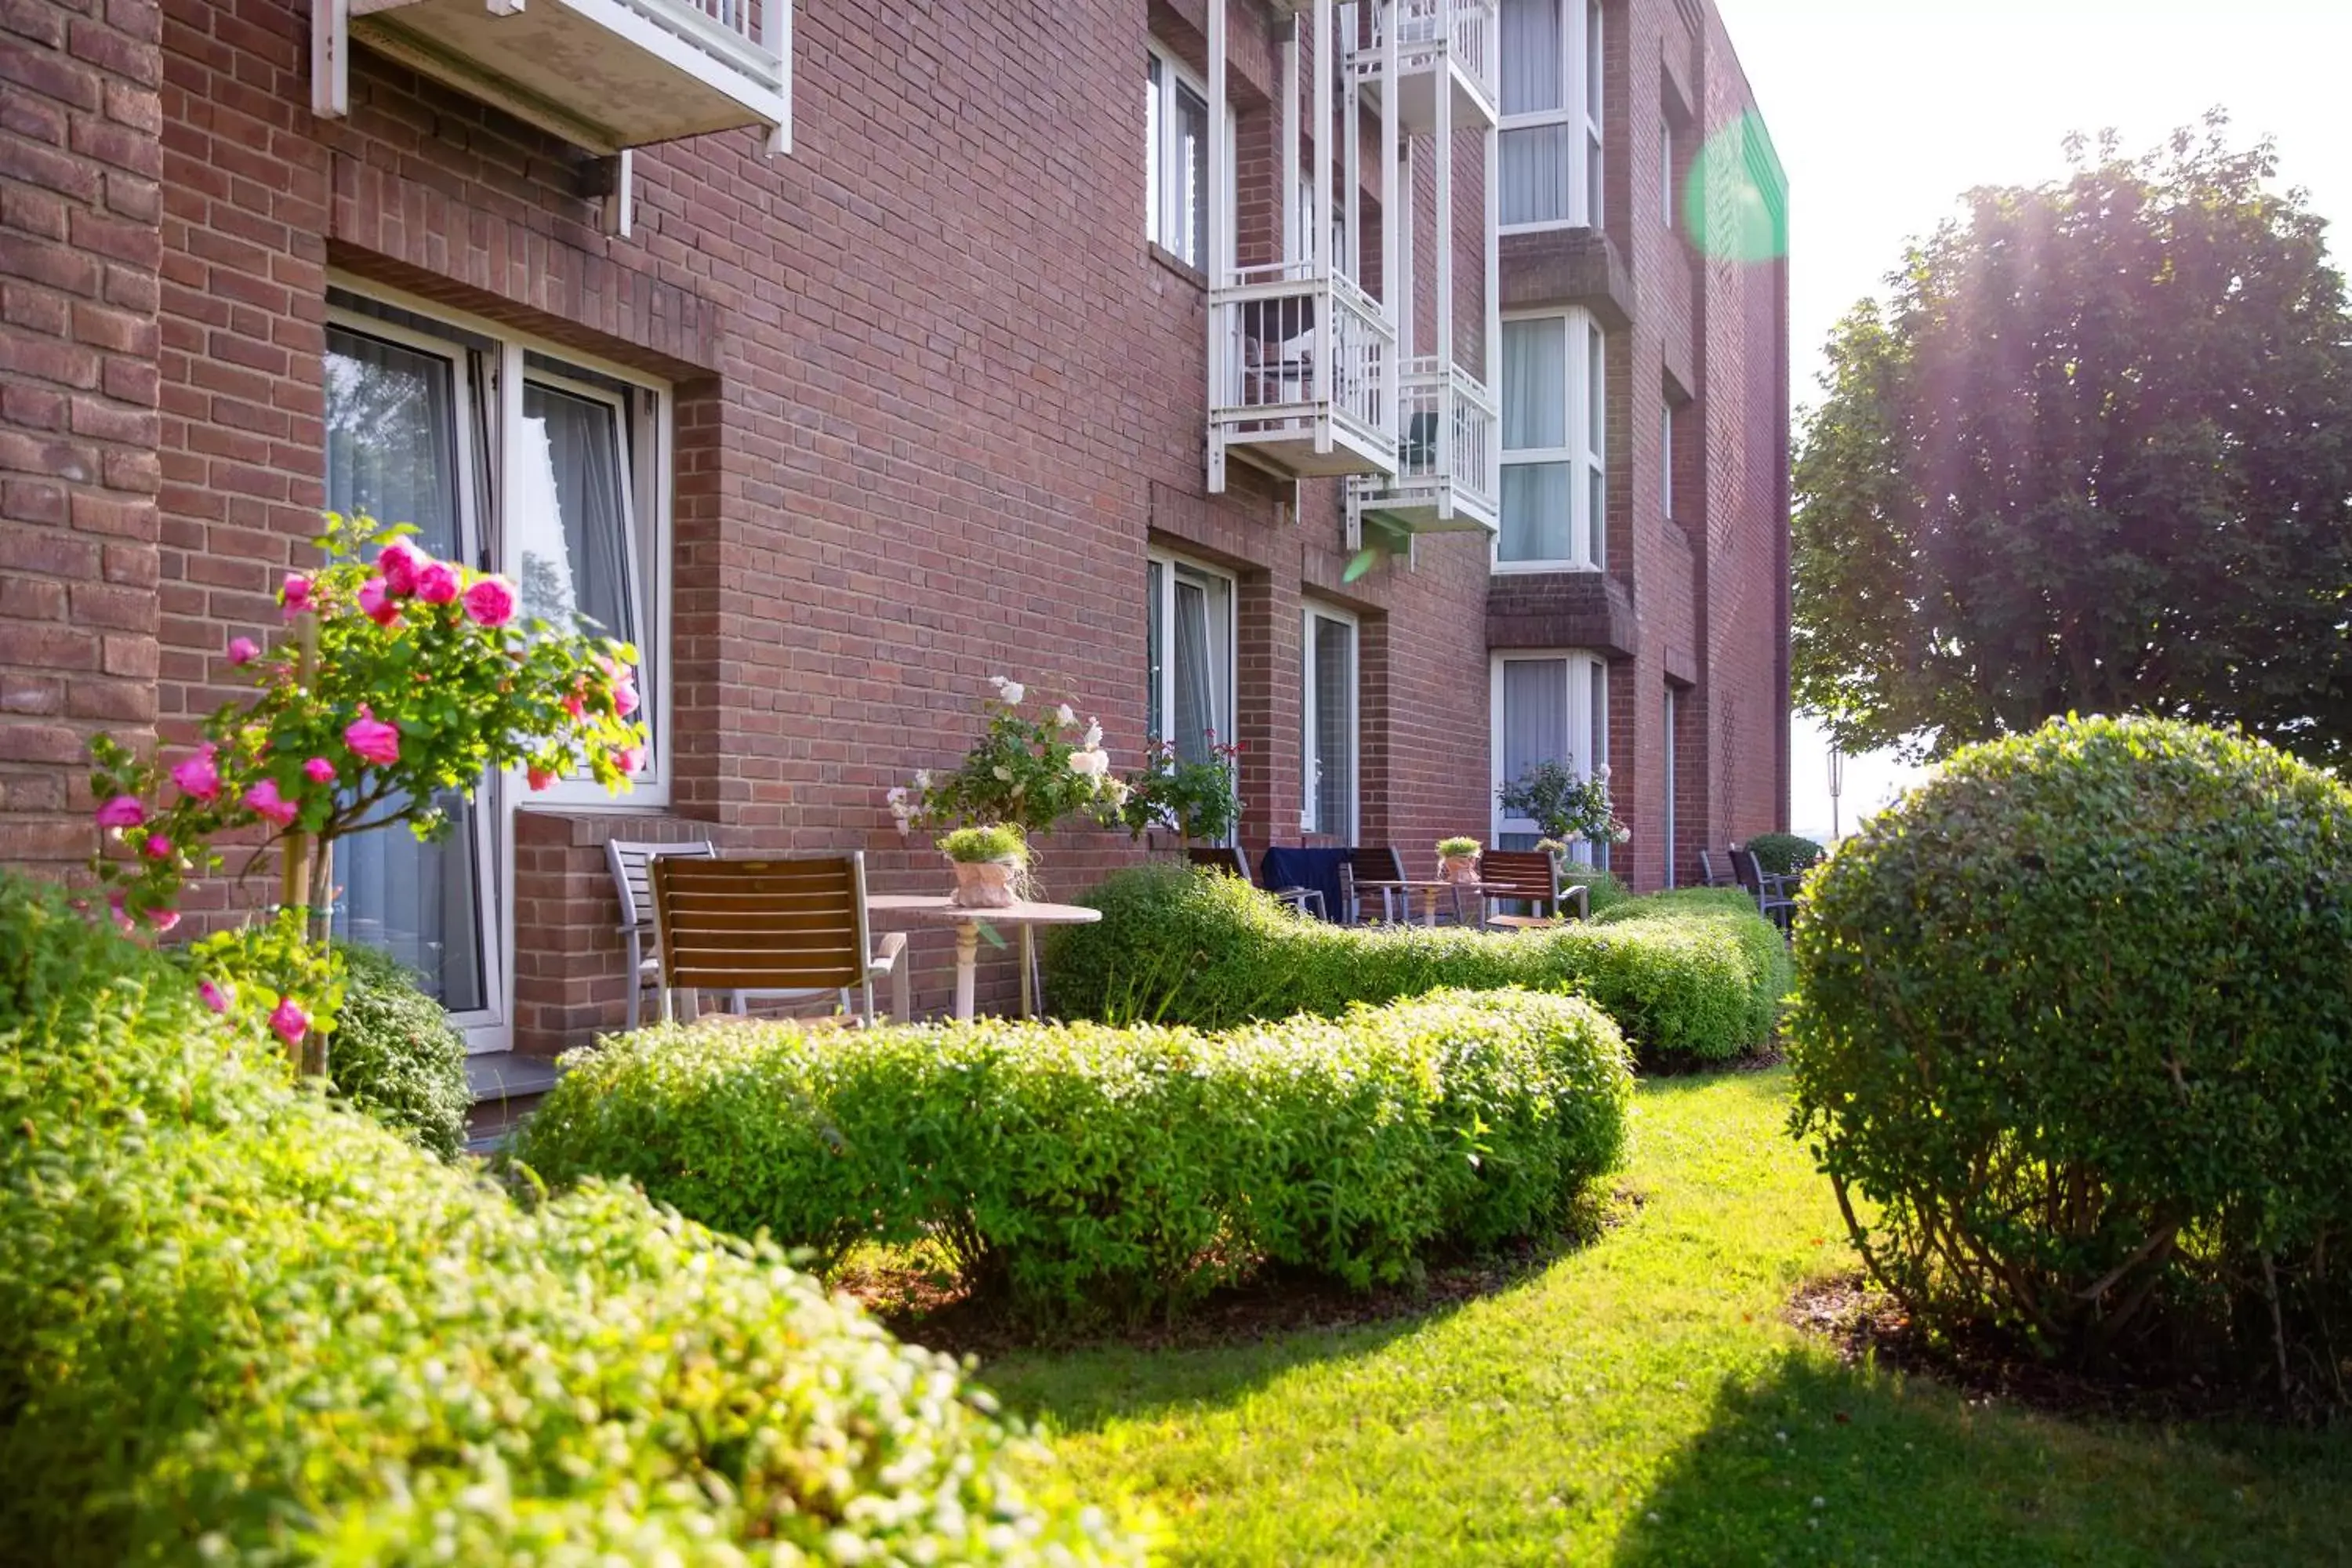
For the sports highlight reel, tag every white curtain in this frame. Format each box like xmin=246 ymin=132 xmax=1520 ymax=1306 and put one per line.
xmin=1172 ymin=577 xmax=1214 ymax=765
xmin=1502 ymin=319 xmax=1565 ymax=450
xmin=322 ymin=327 xmax=485 ymax=1012
xmin=1501 ymin=125 xmax=1572 ymax=227
xmin=1311 ymin=617 xmax=1355 ymax=840
xmin=1499 ymin=0 xmax=1562 ymax=114
xmin=520 ymin=385 xmax=633 ymax=648
xmin=1501 ymin=464 xmax=1573 ymax=563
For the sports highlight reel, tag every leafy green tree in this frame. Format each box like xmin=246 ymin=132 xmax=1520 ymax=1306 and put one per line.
xmin=1793 ymin=118 xmax=2352 ymax=764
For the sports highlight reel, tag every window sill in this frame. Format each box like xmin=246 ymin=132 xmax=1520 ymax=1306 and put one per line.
xmin=1491 ymin=561 xmax=1605 ymax=576
xmin=1149 ymin=242 xmax=1207 ymax=289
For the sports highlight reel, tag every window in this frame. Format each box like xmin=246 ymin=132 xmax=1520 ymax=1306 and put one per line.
xmin=1147 ymin=45 xmax=1227 ymax=272
xmin=1662 ymin=684 xmax=1678 ymax=887
xmin=1301 ymin=605 xmax=1359 ymax=841
xmin=325 ymin=285 xmax=670 ymax=1047
xmin=1497 ymin=310 xmax=1606 ymax=569
xmin=1147 ymin=552 xmax=1236 ymax=769
xmin=1660 ymin=395 xmax=1674 ymax=521
xmin=1498 ymin=0 xmax=1602 ymax=230
xmin=1491 ymin=652 xmax=1609 ymax=861
xmin=1661 ymin=119 xmax=1674 ymax=229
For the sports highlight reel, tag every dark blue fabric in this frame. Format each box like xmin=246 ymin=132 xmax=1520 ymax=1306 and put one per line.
xmin=1261 ymin=846 xmax=1351 ymax=924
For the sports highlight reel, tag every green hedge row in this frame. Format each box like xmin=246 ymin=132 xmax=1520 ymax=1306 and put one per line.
xmin=515 ymin=989 xmax=1635 ymax=1325
xmin=1043 ymin=864 xmax=1789 ymax=1062
xmin=0 ymin=876 xmax=1141 ymax=1566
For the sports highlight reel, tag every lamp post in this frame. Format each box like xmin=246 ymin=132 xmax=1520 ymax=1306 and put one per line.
xmin=1828 ymin=743 xmax=1846 ymax=842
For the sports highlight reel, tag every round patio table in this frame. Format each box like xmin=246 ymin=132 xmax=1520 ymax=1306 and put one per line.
xmin=866 ymin=895 xmax=1102 ymax=1021
xmin=1352 ymin=877 xmax=1475 ymax=927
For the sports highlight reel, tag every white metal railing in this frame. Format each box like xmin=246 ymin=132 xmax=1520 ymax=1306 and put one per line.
xmin=1211 ymin=262 xmax=1397 ymax=449
xmin=1392 ymin=357 xmax=1497 ymax=511
xmin=1375 ymin=0 xmax=1498 ymax=112
xmin=635 ymin=0 xmax=786 ymax=87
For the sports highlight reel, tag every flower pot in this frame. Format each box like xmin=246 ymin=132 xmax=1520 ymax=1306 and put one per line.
xmin=949 ymin=857 xmax=1021 ymax=909
xmin=1439 ymin=853 xmax=1480 ymax=885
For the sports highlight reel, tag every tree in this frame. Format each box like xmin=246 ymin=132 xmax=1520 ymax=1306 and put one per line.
xmin=1793 ymin=118 xmax=2352 ymax=765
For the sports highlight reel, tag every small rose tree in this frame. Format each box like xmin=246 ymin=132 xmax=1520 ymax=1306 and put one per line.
xmin=1117 ymin=735 xmax=1243 ymax=846
xmin=1497 ymin=760 xmax=1628 ymax=855
xmin=887 ymin=676 xmax=1125 ymax=846
xmin=87 ymin=513 xmax=644 ymax=1073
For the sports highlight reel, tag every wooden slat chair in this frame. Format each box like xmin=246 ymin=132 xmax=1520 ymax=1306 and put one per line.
xmin=1696 ymin=848 xmax=1737 ymax=888
xmin=1343 ymin=845 xmax=1410 ymax=924
xmin=608 ymin=837 xmax=717 ymax=1030
xmin=1477 ymin=848 xmax=1592 ymax=931
xmin=1187 ymin=844 xmax=1325 ymax=919
xmin=649 ymin=853 xmax=908 ymax=1025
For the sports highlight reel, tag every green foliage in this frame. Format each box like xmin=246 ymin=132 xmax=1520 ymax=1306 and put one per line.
xmin=1117 ymin=735 xmax=1242 ymax=844
xmin=1044 ymin=865 xmax=1788 ymax=1063
xmin=516 ymin=989 xmax=1633 ymax=1326
xmin=887 ymin=677 xmax=1123 ymax=840
xmin=1436 ymin=836 xmax=1482 ymax=858
xmin=326 ymin=942 xmax=470 ymax=1159
xmin=939 ymin=822 xmax=1029 ymax=862
xmin=0 ymin=873 xmax=1142 ymax=1564
xmin=1793 ymin=118 xmax=2352 ymax=767
xmin=1498 ymin=759 xmax=1627 ymax=848
xmin=1559 ymin=862 xmax=1630 ymax=914
xmin=1742 ymin=833 xmax=1824 ymax=877
xmin=1788 ymin=716 xmax=2352 ymax=1399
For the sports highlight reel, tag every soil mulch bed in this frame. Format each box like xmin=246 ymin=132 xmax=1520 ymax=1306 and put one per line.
xmin=845 ymin=1192 xmax=1636 ymax=1359
xmin=1788 ymin=1272 xmax=2288 ymax=1425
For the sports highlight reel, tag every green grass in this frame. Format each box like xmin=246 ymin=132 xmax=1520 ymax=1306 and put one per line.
xmin=979 ymin=1070 xmax=2352 ymax=1566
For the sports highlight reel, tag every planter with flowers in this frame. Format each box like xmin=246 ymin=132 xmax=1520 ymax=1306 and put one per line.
xmin=1117 ymin=735 xmax=1243 ymax=853
xmin=887 ymin=676 xmax=1125 ymax=901
xmin=1436 ymin=836 xmax=1483 ymax=884
xmin=938 ymin=823 xmax=1029 ymax=909
xmin=86 ymin=513 xmax=644 ymax=1075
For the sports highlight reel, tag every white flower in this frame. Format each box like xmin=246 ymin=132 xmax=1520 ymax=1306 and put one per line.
xmin=988 ymin=674 xmax=1010 ymax=691
xmin=1611 ymin=824 xmax=1632 ymax=843
xmin=1000 ymin=681 xmax=1025 ymax=705
xmin=1593 ymin=762 xmax=1611 ymax=782
xmin=913 ymin=769 xmax=931 ymax=790
xmin=1055 ymin=702 xmax=1077 ymax=729
xmin=1083 ymin=719 xmax=1102 ymax=750
xmin=884 ymin=786 xmax=909 ymax=808
xmin=1069 ymin=747 xmax=1109 ymax=779
xmin=992 ymin=765 xmax=1014 ymax=782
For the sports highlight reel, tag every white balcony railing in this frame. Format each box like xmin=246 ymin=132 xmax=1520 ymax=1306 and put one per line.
xmin=1210 ymin=263 xmax=1399 ymax=480
xmin=1349 ymin=357 xmax=1498 ymax=535
xmin=1352 ymin=0 xmax=1498 ymax=129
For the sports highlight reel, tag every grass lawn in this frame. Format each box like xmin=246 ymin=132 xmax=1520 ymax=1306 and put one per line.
xmin=978 ymin=1069 xmax=2352 ymax=1566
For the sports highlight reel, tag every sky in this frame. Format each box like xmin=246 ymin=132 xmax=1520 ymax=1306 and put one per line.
xmin=1730 ymin=0 xmax=2352 ymax=840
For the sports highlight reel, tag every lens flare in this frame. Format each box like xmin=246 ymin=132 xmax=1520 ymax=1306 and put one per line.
xmin=1683 ymin=111 xmax=1789 ymax=264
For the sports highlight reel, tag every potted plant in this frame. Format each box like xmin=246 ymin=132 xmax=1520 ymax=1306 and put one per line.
xmin=1497 ymin=760 xmax=1628 ymax=862
xmin=1118 ymin=735 xmax=1242 ymax=851
xmin=938 ymin=823 xmax=1028 ymax=909
xmin=1436 ymin=836 xmax=1483 ymax=884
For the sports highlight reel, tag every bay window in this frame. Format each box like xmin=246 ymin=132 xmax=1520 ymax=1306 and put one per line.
xmin=1491 ymin=651 xmax=1609 ymax=862
xmin=1301 ymin=605 xmax=1359 ymax=842
xmin=1498 ymin=310 xmax=1606 ymax=570
xmin=324 ymin=285 xmax=670 ymax=1048
xmin=1498 ymin=0 xmax=1602 ymax=231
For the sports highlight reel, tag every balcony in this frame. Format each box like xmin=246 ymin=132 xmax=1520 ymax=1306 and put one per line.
xmin=314 ymin=0 xmax=790 ymax=158
xmin=1350 ymin=0 xmax=1499 ymax=135
xmin=1209 ymin=263 xmax=1400 ymax=487
xmin=1347 ymin=358 xmax=1498 ymax=536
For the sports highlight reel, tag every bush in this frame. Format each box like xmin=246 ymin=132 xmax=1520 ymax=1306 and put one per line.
xmin=516 ymin=989 xmax=1634 ymax=1325
xmin=1788 ymin=717 xmax=2352 ymax=1398
xmin=1044 ymin=863 xmax=1787 ymax=1062
xmin=1561 ymin=862 xmax=1630 ymax=914
xmin=0 ymin=873 xmax=1142 ymax=1564
xmin=1744 ymin=832 xmax=1824 ymax=877
xmin=327 ymin=940 xmax=470 ymax=1158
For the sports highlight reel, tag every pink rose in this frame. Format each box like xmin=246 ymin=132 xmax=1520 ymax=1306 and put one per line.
xmin=527 ymin=766 xmax=556 ymax=792
xmin=612 ymin=744 xmax=646 ymax=775
xmin=463 ymin=575 xmax=517 ymax=629
xmin=106 ymin=893 xmax=134 ymax=934
xmin=142 ymin=833 xmax=172 ymax=860
xmin=613 ymin=680 xmax=641 ymax=719
xmin=416 ymin=561 xmax=461 ymax=604
xmin=358 ymin=576 xmax=399 ymax=628
xmin=94 ymin=794 xmax=145 ymax=830
xmin=144 ymin=906 xmax=180 ymax=934
xmin=242 ymin=778 xmax=299 ymax=828
xmin=171 ymin=745 xmax=220 ymax=803
xmin=198 ymin=978 xmax=232 ymax=1014
xmin=561 ymin=691 xmax=586 ymax=720
xmin=268 ymin=995 xmax=309 ymax=1047
xmin=344 ymin=705 xmax=400 ymax=768
xmin=281 ymin=573 xmax=313 ymax=619
xmin=227 ymin=636 xmax=260 ymax=666
xmin=376 ymin=538 xmax=426 ymax=597
xmin=304 ymin=756 xmax=337 ymax=784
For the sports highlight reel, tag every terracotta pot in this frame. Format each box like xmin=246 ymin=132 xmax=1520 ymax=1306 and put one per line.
xmin=1439 ymin=853 xmax=1480 ymax=885
xmin=949 ymin=857 xmax=1021 ymax=909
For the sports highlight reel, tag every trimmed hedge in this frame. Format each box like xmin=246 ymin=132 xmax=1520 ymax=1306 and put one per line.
xmin=515 ymin=989 xmax=1635 ymax=1324
xmin=328 ymin=940 xmax=471 ymax=1158
xmin=1043 ymin=863 xmax=1788 ymax=1062
xmin=1744 ymin=832 xmax=1824 ymax=877
xmin=0 ymin=875 xmax=1142 ymax=1564
xmin=1788 ymin=717 xmax=2352 ymax=1393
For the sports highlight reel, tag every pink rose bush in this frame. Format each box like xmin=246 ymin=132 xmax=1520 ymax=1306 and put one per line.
xmin=86 ymin=512 xmax=647 ymax=1069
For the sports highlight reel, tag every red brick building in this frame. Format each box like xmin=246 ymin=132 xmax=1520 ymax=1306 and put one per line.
xmin=0 ymin=0 xmax=1787 ymax=1060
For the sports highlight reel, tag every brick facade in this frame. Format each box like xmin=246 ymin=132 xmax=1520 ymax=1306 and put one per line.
xmin=2 ymin=0 xmax=1787 ymax=1053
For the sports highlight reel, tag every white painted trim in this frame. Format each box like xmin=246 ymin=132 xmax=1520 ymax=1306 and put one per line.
xmin=1490 ymin=648 xmax=1606 ymax=862
xmin=1496 ymin=0 xmax=1602 ymax=230
xmin=1300 ymin=601 xmax=1361 ymax=844
xmin=1147 ymin=548 xmax=1239 ymax=759
xmin=1495 ymin=307 xmax=1605 ymax=572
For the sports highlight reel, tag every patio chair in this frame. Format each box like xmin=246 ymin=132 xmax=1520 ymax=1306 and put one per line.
xmin=1476 ymin=849 xmax=1591 ymax=931
xmin=1189 ymin=844 xmax=1325 ymax=919
xmin=648 ymin=853 xmax=907 ymax=1025
xmin=608 ymin=837 xmax=717 ymax=1029
xmin=1341 ymin=845 xmax=1406 ymax=924
xmin=1696 ymin=848 xmax=1737 ymax=888
xmin=1735 ymin=848 xmax=1798 ymax=933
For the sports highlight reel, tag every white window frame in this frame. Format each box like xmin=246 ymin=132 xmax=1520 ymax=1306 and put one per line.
xmin=1147 ymin=547 xmax=1239 ymax=764
xmin=1300 ymin=601 xmax=1361 ymax=843
xmin=1660 ymin=394 xmax=1674 ymax=523
xmin=1498 ymin=0 xmax=1603 ymax=234
xmin=1490 ymin=649 xmax=1609 ymax=863
xmin=1147 ymin=43 xmax=1236 ymax=274
xmin=1496 ymin=307 xmax=1606 ymax=572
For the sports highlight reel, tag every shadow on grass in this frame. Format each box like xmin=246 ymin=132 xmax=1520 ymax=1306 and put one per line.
xmin=1611 ymin=1348 xmax=2352 ymax=1568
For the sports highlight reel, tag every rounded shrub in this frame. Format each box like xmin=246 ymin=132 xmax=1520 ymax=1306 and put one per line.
xmin=515 ymin=988 xmax=1635 ymax=1325
xmin=1788 ymin=717 xmax=2352 ymax=1390
xmin=328 ymin=940 xmax=471 ymax=1159
xmin=1562 ymin=863 xmax=1630 ymax=914
xmin=1043 ymin=862 xmax=1786 ymax=1062
xmin=1743 ymin=832 xmax=1824 ymax=877
xmin=0 ymin=873 xmax=1142 ymax=1564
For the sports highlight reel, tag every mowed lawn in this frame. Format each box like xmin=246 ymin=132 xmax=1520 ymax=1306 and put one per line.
xmin=979 ymin=1070 xmax=2352 ymax=1566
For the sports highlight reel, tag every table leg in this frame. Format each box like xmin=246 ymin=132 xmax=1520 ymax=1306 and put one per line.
xmin=1018 ymin=925 xmax=1035 ymax=1018
xmin=953 ymin=921 xmax=978 ymax=1022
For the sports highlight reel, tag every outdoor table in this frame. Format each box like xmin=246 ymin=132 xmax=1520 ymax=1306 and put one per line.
xmin=1352 ymin=878 xmax=1473 ymax=927
xmin=866 ymin=895 xmax=1102 ymax=1021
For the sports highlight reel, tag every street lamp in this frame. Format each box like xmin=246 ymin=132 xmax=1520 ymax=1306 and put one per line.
xmin=1828 ymin=744 xmax=1846 ymax=842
